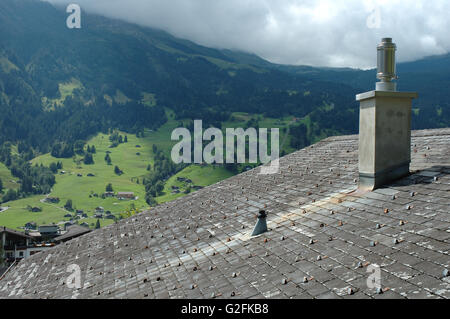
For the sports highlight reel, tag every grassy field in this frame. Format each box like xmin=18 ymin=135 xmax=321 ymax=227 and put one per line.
xmin=223 ymin=112 xmax=297 ymax=154
xmin=0 ymin=111 xmax=302 ymax=230
xmin=0 ymin=132 xmax=155 ymax=230
xmin=0 ymin=162 xmax=19 ymax=192
xmin=155 ymin=165 xmax=234 ymax=203
xmin=42 ymin=78 xmax=84 ymax=109
xmin=0 ymin=56 xmax=19 ymax=74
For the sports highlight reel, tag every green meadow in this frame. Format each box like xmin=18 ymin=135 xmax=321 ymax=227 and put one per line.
xmin=155 ymin=165 xmax=235 ymax=203
xmin=0 ymin=162 xmax=19 ymax=192
xmin=42 ymin=78 xmax=84 ymax=110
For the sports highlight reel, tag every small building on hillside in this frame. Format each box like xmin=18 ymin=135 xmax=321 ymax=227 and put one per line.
xmin=117 ymin=192 xmax=135 ymax=200
xmin=45 ymin=197 xmax=60 ymax=204
xmin=24 ymin=222 xmax=37 ymax=230
xmin=38 ymin=225 xmax=60 ymax=240
xmin=104 ymin=192 xmax=115 ymax=198
xmin=95 ymin=207 xmax=104 ymax=214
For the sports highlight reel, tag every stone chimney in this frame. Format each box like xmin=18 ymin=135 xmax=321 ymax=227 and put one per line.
xmin=357 ymin=38 xmax=418 ymax=190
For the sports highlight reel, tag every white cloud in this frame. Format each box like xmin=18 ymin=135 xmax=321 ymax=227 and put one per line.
xmin=45 ymin=0 xmax=450 ymax=69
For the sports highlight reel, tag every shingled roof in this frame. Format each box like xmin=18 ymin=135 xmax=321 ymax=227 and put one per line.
xmin=54 ymin=225 xmax=92 ymax=243
xmin=0 ymin=128 xmax=449 ymax=299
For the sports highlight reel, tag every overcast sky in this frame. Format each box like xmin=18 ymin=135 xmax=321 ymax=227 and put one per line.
xmin=45 ymin=0 xmax=450 ymax=69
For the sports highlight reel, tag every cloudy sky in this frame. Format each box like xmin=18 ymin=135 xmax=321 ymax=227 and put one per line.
xmin=46 ymin=0 xmax=450 ymax=69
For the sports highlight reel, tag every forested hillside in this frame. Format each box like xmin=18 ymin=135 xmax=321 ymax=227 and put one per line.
xmin=1 ymin=0 xmax=449 ymax=157
xmin=0 ymin=0 xmax=362 ymax=156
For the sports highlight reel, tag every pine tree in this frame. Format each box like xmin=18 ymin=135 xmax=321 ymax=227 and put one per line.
xmin=0 ymin=178 xmax=3 ymax=193
xmin=83 ymin=153 xmax=94 ymax=165
xmin=104 ymin=153 xmax=112 ymax=165
xmin=95 ymin=219 xmax=101 ymax=229
xmin=2 ymin=189 xmax=17 ymax=202
xmin=64 ymin=199 xmax=73 ymax=211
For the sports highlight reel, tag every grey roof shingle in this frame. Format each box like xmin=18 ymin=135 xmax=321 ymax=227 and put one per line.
xmin=54 ymin=225 xmax=92 ymax=243
xmin=0 ymin=128 xmax=449 ymax=299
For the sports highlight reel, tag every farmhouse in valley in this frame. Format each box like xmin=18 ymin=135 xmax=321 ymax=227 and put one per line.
xmin=117 ymin=192 xmax=135 ymax=200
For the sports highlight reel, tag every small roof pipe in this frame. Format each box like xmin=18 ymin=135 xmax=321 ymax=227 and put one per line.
xmin=251 ymin=210 xmax=268 ymax=236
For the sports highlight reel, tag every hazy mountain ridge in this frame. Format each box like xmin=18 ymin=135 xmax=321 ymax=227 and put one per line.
xmin=0 ymin=0 xmax=361 ymax=152
xmin=0 ymin=0 xmax=449 ymax=153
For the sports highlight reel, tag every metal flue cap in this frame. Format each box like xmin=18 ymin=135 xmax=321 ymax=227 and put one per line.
xmin=377 ymin=38 xmax=397 ymax=82
xmin=376 ymin=38 xmax=397 ymax=91
xmin=257 ymin=210 xmax=267 ymax=219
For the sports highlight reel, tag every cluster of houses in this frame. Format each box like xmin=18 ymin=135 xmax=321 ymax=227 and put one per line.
xmin=170 ymin=186 xmax=182 ymax=194
xmin=93 ymin=207 xmax=115 ymax=220
xmin=63 ymin=209 xmax=88 ymax=220
xmin=0 ymin=191 xmax=138 ymax=270
xmin=0 ymin=191 xmax=140 ymax=272
xmin=171 ymin=177 xmax=203 ymax=194
xmin=176 ymin=177 xmax=192 ymax=183
xmin=1 ymin=224 xmax=91 ymax=268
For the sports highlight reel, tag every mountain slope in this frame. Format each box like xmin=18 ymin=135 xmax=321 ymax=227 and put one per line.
xmin=0 ymin=0 xmax=361 ymax=152
xmin=0 ymin=0 xmax=449 ymax=155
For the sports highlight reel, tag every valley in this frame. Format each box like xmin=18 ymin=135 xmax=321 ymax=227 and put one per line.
xmin=0 ymin=111 xmax=298 ymax=230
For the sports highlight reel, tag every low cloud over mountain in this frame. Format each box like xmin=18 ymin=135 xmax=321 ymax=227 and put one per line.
xmin=46 ymin=0 xmax=450 ymax=69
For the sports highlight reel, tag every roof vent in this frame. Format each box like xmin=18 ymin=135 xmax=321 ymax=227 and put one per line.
xmin=251 ymin=210 xmax=268 ymax=236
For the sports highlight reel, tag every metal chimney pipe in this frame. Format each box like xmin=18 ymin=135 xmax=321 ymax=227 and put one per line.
xmin=376 ymin=38 xmax=397 ymax=91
